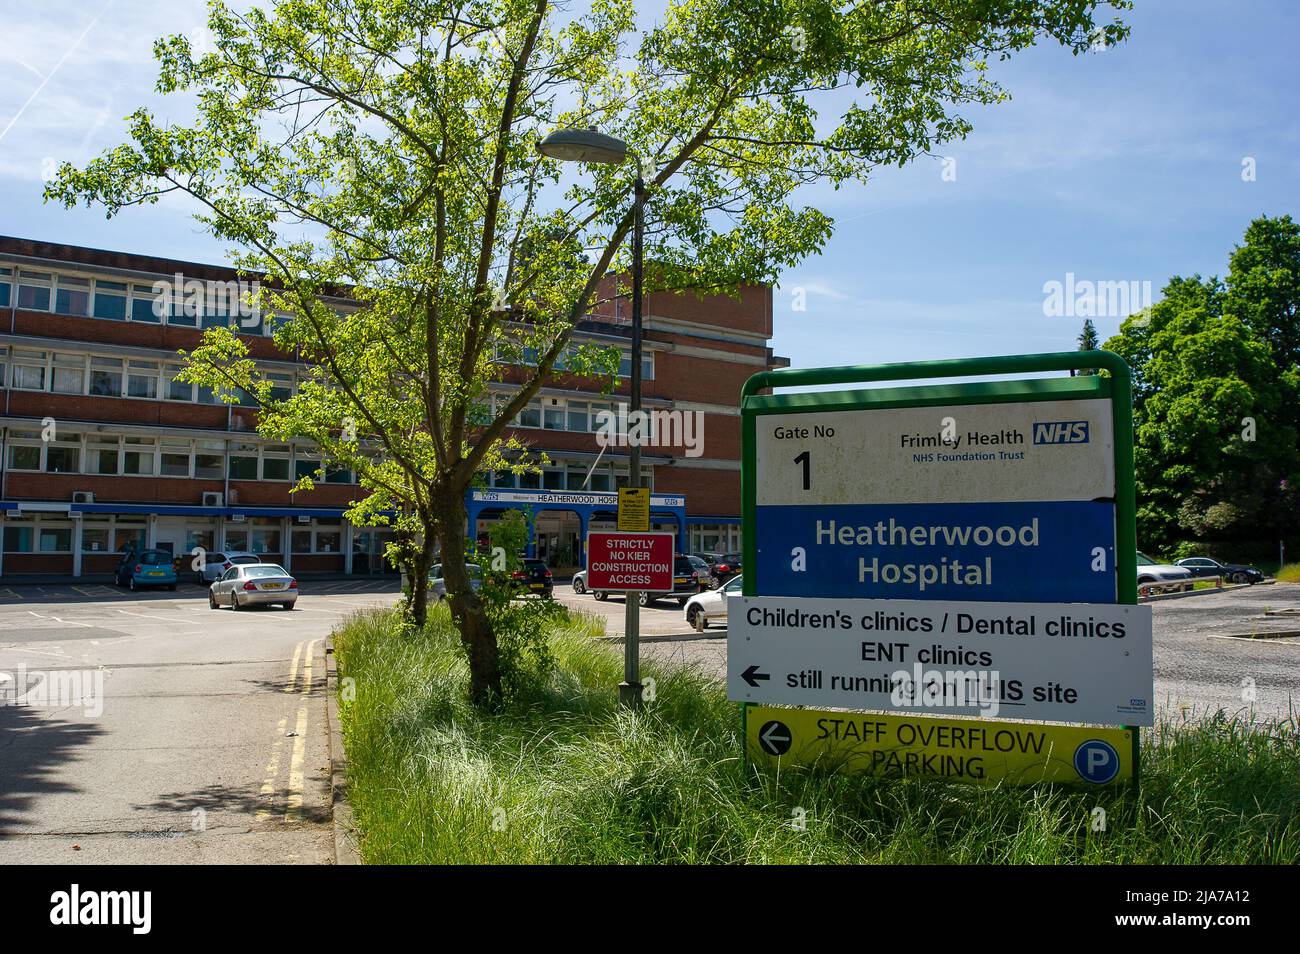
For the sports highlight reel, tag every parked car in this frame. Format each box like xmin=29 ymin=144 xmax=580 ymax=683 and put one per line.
xmin=115 ymin=548 xmax=178 ymax=591
xmin=430 ymin=563 xmax=484 ymax=601
xmin=571 ymin=569 xmax=591 ymax=594
xmin=685 ymin=554 xmax=714 ymax=589
xmin=592 ymin=554 xmax=701 ymax=606
xmin=703 ymin=552 xmax=743 ymax=582
xmin=683 ymin=574 xmax=742 ymax=629
xmin=1174 ymin=557 xmax=1265 ymax=585
xmin=196 ymin=551 xmax=262 ymax=584
xmin=1137 ymin=551 xmax=1193 ymax=593
xmin=208 ymin=563 xmax=298 ymax=610
xmin=511 ymin=558 xmax=553 ymax=598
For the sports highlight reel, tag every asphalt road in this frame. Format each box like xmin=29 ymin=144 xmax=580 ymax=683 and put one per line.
xmin=0 ymin=579 xmax=399 ymax=864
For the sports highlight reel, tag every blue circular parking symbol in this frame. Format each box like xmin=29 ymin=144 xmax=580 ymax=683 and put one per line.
xmin=1073 ymin=739 xmax=1121 ymax=784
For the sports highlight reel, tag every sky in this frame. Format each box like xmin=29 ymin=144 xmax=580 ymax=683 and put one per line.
xmin=0 ymin=0 xmax=1296 ymax=372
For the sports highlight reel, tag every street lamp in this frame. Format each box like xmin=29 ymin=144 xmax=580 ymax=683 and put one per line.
xmin=538 ymin=127 xmax=647 ymax=710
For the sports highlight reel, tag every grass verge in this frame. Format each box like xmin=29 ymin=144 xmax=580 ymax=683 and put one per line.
xmin=334 ymin=606 xmax=1299 ymax=864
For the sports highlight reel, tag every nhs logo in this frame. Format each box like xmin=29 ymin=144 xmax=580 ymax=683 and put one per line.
xmin=1032 ymin=421 xmax=1089 ymax=444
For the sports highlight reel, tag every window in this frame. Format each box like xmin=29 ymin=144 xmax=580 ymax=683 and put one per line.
xmin=114 ymin=520 xmax=147 ymax=552
xmin=123 ymin=437 xmax=156 ymax=476
xmin=130 ymin=283 xmax=163 ymax=323
xmin=0 ymin=266 xmax=10 ymax=308
xmin=567 ymin=401 xmax=589 ymax=432
xmin=55 ymin=275 xmax=91 ymax=316
xmin=261 ymin=445 xmax=290 ymax=481
xmin=11 ymin=350 xmax=46 ymax=390
xmin=51 ymin=352 xmax=86 ymax=395
xmin=324 ymin=464 xmax=351 ymax=484
xmin=519 ymin=399 xmax=541 ymax=428
xmin=17 ymin=271 xmax=52 ymax=311
xmin=619 ymin=350 xmax=654 ymax=380
xmin=518 ymin=470 xmax=540 ymax=489
xmin=291 ymin=530 xmax=312 ymax=553
xmin=566 ymin=465 xmax=588 ymax=490
xmin=40 ymin=527 xmax=73 ymax=552
xmin=0 ymin=346 xmax=7 ymax=388
xmin=543 ymin=401 xmax=565 ymax=430
xmin=161 ymin=439 xmax=191 ymax=477
xmin=81 ymin=518 xmax=111 ymax=554
xmin=294 ymin=455 xmax=320 ymax=481
xmin=542 ymin=468 xmax=563 ymax=490
xmin=92 ymin=280 xmax=128 ymax=320
xmin=250 ymin=519 xmax=281 ymax=554
xmin=316 ymin=531 xmax=341 ymax=553
xmin=224 ymin=529 xmax=250 ymax=551
xmin=87 ymin=437 xmax=120 ymax=475
xmin=165 ymin=365 xmax=192 ymax=402
xmin=229 ymin=442 xmax=258 ymax=479
xmin=8 ymin=443 xmax=40 ymax=470
xmin=194 ymin=440 xmax=225 ymax=479
xmin=266 ymin=372 xmax=293 ymax=402
xmin=197 ymin=384 xmax=225 ymax=405
xmin=89 ymin=356 xmax=124 ymax=397
xmin=45 ymin=433 xmax=81 ymax=474
xmin=127 ymin=360 xmax=159 ymax=399
xmin=492 ymin=470 xmax=516 ymax=489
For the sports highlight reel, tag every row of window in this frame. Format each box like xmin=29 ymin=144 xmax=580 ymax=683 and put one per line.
xmin=3 ymin=431 xmax=355 ymax=483
xmin=0 ymin=266 xmax=287 ymax=336
xmin=0 ymin=513 xmax=351 ymax=556
xmin=488 ymin=459 xmax=652 ymax=493
xmin=0 ymin=347 xmax=296 ymax=405
xmin=498 ymin=341 xmax=654 ymax=380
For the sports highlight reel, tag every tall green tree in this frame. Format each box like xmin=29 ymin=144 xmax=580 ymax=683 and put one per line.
xmin=1076 ymin=317 xmax=1099 ymax=375
xmin=47 ymin=0 xmax=1129 ymax=705
xmin=1105 ymin=216 xmax=1300 ymax=556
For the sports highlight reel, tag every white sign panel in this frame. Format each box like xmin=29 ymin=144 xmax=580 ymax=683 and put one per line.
xmin=471 ymin=489 xmax=685 ymax=508
xmin=756 ymin=398 xmax=1114 ymax=506
xmin=727 ymin=595 xmax=1152 ymax=726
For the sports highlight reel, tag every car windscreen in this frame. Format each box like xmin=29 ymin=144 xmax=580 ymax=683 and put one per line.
xmin=246 ymin=566 xmax=288 ymax=578
xmin=674 ymin=557 xmax=694 ymax=573
xmin=1136 ymin=552 xmax=1155 ymax=565
xmin=139 ymin=551 xmax=171 ymax=564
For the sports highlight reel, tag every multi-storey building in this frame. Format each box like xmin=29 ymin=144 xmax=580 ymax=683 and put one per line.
xmin=0 ymin=236 xmax=785 ymax=579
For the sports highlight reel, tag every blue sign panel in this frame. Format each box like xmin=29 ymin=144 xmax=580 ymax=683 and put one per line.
xmin=755 ymin=500 xmax=1115 ymax=603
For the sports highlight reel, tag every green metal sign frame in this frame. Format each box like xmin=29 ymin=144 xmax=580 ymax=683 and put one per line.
xmin=738 ymin=350 xmax=1140 ymax=786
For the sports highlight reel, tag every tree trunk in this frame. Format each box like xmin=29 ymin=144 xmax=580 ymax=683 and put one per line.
xmin=436 ymin=488 xmax=501 ymax=706
xmin=406 ymin=529 xmax=437 ymax=628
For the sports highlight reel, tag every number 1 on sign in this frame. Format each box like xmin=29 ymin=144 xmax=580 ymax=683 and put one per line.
xmin=794 ymin=450 xmax=810 ymax=490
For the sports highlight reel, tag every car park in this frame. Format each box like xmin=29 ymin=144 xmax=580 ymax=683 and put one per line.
xmin=1175 ymin=557 xmax=1265 ymax=585
xmin=208 ymin=563 xmax=298 ymax=610
xmin=196 ymin=551 xmax=262 ymax=584
xmin=683 ymin=574 xmax=742 ymax=628
xmin=1137 ymin=551 xmax=1194 ymax=593
xmin=430 ymin=563 xmax=484 ymax=601
xmin=115 ymin=548 xmax=179 ymax=591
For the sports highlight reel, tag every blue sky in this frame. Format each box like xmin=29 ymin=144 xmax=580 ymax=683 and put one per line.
xmin=0 ymin=0 xmax=1296 ymax=371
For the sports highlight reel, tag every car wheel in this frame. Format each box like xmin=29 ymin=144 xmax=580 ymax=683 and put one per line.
xmin=1231 ymin=572 xmax=1247 ymax=584
xmin=638 ymin=591 xmax=651 ymax=607
xmin=687 ymin=605 xmax=707 ymax=629
xmin=282 ymin=602 xmax=295 ymax=611
xmin=232 ymin=592 xmax=243 ymax=610
xmin=593 ymin=590 xmax=607 ymax=601
xmin=573 ymin=578 xmax=585 ymax=594
xmin=128 ymin=577 xmax=137 ymax=592
xmin=208 ymin=591 xmax=219 ymax=609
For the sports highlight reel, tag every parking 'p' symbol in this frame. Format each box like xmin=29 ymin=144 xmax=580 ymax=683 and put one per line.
xmin=1073 ymin=739 xmax=1120 ymax=784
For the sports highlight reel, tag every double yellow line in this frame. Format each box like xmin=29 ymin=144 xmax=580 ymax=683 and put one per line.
xmin=257 ymin=638 xmax=319 ymax=822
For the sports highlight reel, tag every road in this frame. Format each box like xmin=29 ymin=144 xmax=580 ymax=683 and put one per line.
xmin=0 ymin=579 xmax=398 ymax=864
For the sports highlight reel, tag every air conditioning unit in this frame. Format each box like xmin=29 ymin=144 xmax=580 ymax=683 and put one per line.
xmin=72 ymin=491 xmax=95 ymax=504
xmin=202 ymin=492 xmax=224 ymax=507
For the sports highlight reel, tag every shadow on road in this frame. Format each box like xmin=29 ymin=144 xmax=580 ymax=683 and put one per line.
xmin=0 ymin=702 xmax=106 ymax=835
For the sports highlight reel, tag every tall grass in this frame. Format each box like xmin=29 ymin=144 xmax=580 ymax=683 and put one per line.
xmin=1274 ymin=563 xmax=1300 ymax=583
xmin=334 ymin=607 xmax=1299 ymax=864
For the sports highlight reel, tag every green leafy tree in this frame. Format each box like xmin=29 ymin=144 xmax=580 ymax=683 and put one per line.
xmin=1105 ymin=216 xmax=1300 ymax=556
xmin=47 ymin=0 xmax=1129 ymax=705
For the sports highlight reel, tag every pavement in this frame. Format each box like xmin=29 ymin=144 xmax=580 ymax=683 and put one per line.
xmin=0 ymin=579 xmax=400 ymax=864
xmin=1 ymin=578 xmax=1294 ymax=865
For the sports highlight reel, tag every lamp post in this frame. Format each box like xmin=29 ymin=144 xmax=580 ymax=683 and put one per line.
xmin=538 ymin=128 xmax=647 ymax=709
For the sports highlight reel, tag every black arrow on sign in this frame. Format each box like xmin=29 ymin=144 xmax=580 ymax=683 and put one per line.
xmin=741 ymin=664 xmax=770 ymax=688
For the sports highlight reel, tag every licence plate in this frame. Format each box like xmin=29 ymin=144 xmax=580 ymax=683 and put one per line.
xmin=148 ymin=571 xmax=164 ymax=577
xmin=674 ymin=578 xmax=688 ymax=584
xmin=530 ymin=583 xmax=543 ymax=589
xmin=263 ymin=583 xmax=284 ymax=590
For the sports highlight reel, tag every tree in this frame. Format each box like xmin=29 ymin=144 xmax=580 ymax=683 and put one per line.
xmin=1104 ymin=216 xmax=1300 ymax=557
xmin=47 ymin=0 xmax=1129 ymax=705
xmin=1075 ymin=317 xmax=1099 ymax=375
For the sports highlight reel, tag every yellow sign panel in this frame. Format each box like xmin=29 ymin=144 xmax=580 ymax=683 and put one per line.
xmin=617 ymin=487 xmax=650 ymax=532
xmin=746 ymin=705 xmax=1133 ymax=786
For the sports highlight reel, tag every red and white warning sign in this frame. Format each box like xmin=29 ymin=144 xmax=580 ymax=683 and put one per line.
xmin=586 ymin=531 xmax=674 ymax=592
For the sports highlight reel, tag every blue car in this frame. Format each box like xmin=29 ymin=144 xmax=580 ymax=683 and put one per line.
xmin=116 ymin=549 xmax=179 ymax=591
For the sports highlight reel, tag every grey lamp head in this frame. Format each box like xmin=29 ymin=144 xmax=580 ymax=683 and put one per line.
xmin=536 ymin=128 xmax=629 ymax=165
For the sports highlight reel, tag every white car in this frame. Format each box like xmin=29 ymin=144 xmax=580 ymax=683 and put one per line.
xmin=682 ymin=574 xmax=742 ymax=629
xmin=196 ymin=551 xmax=262 ymax=584
xmin=1137 ymin=551 xmax=1193 ymax=593
xmin=209 ymin=563 xmax=298 ymax=610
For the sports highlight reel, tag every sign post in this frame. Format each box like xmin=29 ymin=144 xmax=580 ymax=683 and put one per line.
xmin=735 ymin=351 xmax=1145 ymax=787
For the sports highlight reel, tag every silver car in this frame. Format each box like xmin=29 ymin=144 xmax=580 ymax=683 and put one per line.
xmin=430 ymin=563 xmax=483 ymax=601
xmin=208 ymin=563 xmax=298 ymax=610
